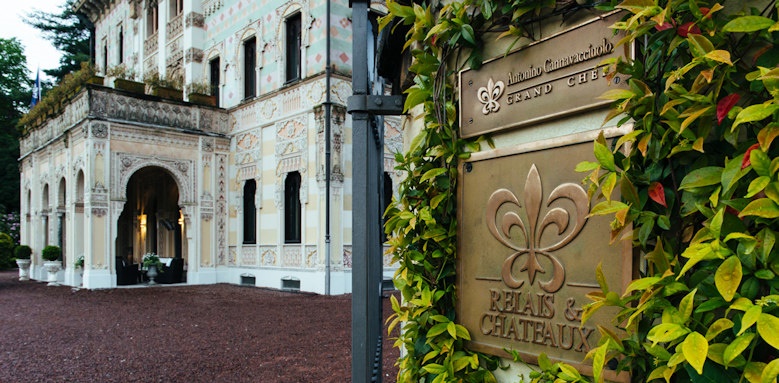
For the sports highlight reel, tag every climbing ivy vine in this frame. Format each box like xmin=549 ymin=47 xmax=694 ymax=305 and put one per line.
xmin=382 ymin=0 xmax=595 ymax=381
xmin=383 ymin=0 xmax=779 ymax=383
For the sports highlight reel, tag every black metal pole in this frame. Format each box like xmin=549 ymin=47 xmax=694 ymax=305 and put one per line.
xmin=350 ymin=0 xmax=381 ymax=381
xmin=324 ymin=0 xmax=332 ymax=296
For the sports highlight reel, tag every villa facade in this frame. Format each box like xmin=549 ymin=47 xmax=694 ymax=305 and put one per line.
xmin=18 ymin=0 xmax=400 ymax=293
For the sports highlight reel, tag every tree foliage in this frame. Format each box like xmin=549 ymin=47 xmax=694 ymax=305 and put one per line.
xmin=25 ymin=0 xmax=91 ymax=82
xmin=0 ymin=38 xmax=29 ymax=213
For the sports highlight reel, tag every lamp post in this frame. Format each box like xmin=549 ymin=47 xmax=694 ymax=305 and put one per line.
xmin=348 ymin=0 xmax=404 ymax=381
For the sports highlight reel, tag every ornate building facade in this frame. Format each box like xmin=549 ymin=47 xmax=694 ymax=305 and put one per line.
xmin=19 ymin=0 xmax=400 ymax=293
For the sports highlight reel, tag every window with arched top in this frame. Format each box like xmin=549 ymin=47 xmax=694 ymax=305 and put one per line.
xmin=147 ymin=2 xmax=159 ymax=37
xmin=243 ymin=180 xmax=257 ymax=244
xmin=209 ymin=56 xmax=220 ymax=106
xmin=284 ymin=172 xmax=301 ymax=244
xmin=243 ymin=37 xmax=256 ymax=99
xmin=285 ymin=13 xmax=301 ymax=83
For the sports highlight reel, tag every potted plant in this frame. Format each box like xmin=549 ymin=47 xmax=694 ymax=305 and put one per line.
xmin=142 ymin=252 xmax=164 ymax=285
xmin=186 ymin=81 xmax=217 ymax=106
xmin=144 ymin=71 xmax=183 ymax=101
xmin=41 ymin=245 xmax=62 ymax=286
xmin=14 ymin=245 xmax=32 ymax=281
xmin=74 ymin=255 xmax=85 ymax=286
xmin=107 ymin=64 xmax=144 ymax=94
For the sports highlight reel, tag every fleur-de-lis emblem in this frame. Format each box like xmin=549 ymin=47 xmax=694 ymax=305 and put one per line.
xmin=486 ymin=164 xmax=589 ymax=293
xmin=477 ymin=78 xmax=505 ymax=115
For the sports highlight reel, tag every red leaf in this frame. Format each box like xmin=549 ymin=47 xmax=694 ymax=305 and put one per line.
xmin=649 ymin=182 xmax=667 ymax=208
xmin=717 ymin=94 xmax=740 ymax=125
xmin=677 ymin=22 xmax=701 ymax=37
xmin=742 ymin=143 xmax=760 ymax=169
xmin=700 ymin=7 xmax=710 ymax=17
xmin=655 ymin=22 xmax=674 ymax=31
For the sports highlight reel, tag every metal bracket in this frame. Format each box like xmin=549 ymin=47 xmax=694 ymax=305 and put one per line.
xmin=347 ymin=95 xmax=405 ymax=116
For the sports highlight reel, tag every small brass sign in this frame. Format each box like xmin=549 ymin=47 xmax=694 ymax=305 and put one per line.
xmin=457 ymin=139 xmax=631 ymax=381
xmin=459 ymin=12 xmax=632 ymax=138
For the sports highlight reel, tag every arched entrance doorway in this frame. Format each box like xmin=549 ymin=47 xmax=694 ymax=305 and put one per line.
xmin=116 ymin=166 xmax=186 ymax=285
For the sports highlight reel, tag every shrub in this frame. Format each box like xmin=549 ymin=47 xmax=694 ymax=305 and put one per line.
xmin=0 ymin=233 xmax=13 ymax=269
xmin=41 ymin=245 xmax=61 ymax=262
xmin=14 ymin=245 xmax=31 ymax=260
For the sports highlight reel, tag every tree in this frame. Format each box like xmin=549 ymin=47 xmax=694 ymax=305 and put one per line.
xmin=0 ymin=38 xmax=29 ymax=214
xmin=25 ymin=0 xmax=91 ymax=82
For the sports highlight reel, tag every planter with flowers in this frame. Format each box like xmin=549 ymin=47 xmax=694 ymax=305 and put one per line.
xmin=14 ymin=245 xmax=32 ymax=281
xmin=106 ymin=64 xmax=144 ymax=94
xmin=41 ymin=245 xmax=62 ymax=286
xmin=144 ymin=72 xmax=183 ymax=101
xmin=142 ymin=253 xmax=164 ymax=285
xmin=186 ymin=81 xmax=217 ymax=107
xmin=74 ymin=255 xmax=84 ymax=286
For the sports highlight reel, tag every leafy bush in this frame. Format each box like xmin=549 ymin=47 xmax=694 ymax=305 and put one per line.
xmin=0 ymin=211 xmax=20 ymax=245
xmin=0 ymin=233 xmax=13 ymax=269
xmin=384 ymin=0 xmax=779 ymax=382
xmin=14 ymin=244 xmax=31 ymax=260
xmin=574 ymin=2 xmax=779 ymax=383
xmin=18 ymin=62 xmax=96 ymax=131
xmin=41 ymin=245 xmax=61 ymax=262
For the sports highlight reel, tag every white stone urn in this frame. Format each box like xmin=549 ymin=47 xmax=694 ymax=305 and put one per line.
xmin=15 ymin=259 xmax=31 ymax=281
xmin=147 ymin=265 xmax=158 ymax=285
xmin=44 ymin=261 xmax=62 ymax=286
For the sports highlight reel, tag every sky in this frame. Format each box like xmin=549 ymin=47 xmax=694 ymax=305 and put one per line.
xmin=0 ymin=0 xmax=66 ymax=81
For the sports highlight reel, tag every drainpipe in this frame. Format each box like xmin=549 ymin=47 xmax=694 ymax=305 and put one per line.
xmin=324 ymin=0 xmax=332 ymax=295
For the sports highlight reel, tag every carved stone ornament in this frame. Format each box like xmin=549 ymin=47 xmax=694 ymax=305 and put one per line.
xmin=113 ymin=153 xmax=195 ymax=204
xmin=185 ymin=47 xmax=204 ymax=64
xmin=91 ymin=123 xmax=109 ymax=139
xmin=185 ymin=12 xmax=205 ymax=28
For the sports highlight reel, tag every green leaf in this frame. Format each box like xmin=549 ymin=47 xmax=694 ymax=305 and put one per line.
xmin=592 ymin=343 xmax=607 ymax=383
xmin=575 ymin=161 xmax=599 ymax=172
xmin=421 ymin=168 xmax=447 ymax=183
xmin=715 ymin=256 xmax=742 ymax=302
xmin=739 ymin=198 xmax=779 ymax=219
xmin=624 ymin=276 xmax=660 ymax=295
xmin=599 ymin=88 xmax=635 ymax=101
xmin=747 ymin=176 xmax=771 ymax=198
xmin=704 ymin=50 xmax=733 ymax=65
xmin=647 ymin=323 xmax=690 ymax=344
xmin=682 ymin=332 xmax=708 ymax=375
xmin=723 ymin=333 xmax=755 ymax=367
xmin=757 ymin=313 xmax=779 ymax=349
xmin=723 ymin=16 xmax=776 ymax=32
xmin=422 ymin=363 xmax=447 ymax=375
xmin=427 ymin=322 xmax=449 ymax=338
xmin=733 ymin=104 xmax=779 ymax=131
xmin=763 ymin=359 xmax=779 ymax=383
xmin=590 ymin=200 xmax=630 ymax=216
xmin=751 ymin=148 xmax=771 ymax=177
xmin=679 ymin=167 xmax=724 ymax=190
xmin=705 ymin=318 xmax=734 ymax=341
xmin=679 ymin=288 xmax=697 ymax=322
xmin=460 ymin=24 xmax=476 ymax=45
xmin=736 ymin=306 xmax=763 ymax=336
xmin=594 ymin=141 xmax=616 ymax=171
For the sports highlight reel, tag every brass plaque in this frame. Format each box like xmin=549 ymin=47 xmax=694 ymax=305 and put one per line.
xmin=457 ymin=139 xmax=631 ymax=381
xmin=458 ymin=12 xmax=632 ymax=138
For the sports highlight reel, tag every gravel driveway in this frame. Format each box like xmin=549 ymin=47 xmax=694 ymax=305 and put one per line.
xmin=0 ymin=270 xmax=398 ymax=382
